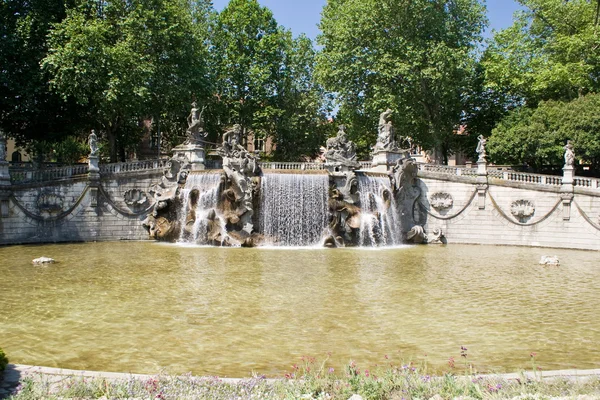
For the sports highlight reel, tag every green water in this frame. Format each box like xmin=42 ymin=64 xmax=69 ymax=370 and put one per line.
xmin=1 ymin=241 xmax=599 ymax=377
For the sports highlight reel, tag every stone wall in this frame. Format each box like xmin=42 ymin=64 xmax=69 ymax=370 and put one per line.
xmin=1 ymin=163 xmax=600 ymax=250
xmin=420 ymin=174 xmax=600 ymax=250
xmin=0 ymin=171 xmax=163 ymax=245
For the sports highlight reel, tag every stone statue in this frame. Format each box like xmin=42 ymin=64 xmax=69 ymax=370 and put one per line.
xmin=476 ymin=135 xmax=486 ymax=162
xmin=375 ymin=108 xmax=396 ymax=151
xmin=564 ymin=140 xmax=575 ymax=167
xmin=88 ymin=130 xmax=99 ymax=157
xmin=185 ymin=102 xmax=207 ymax=144
xmin=325 ymin=125 xmax=358 ymax=165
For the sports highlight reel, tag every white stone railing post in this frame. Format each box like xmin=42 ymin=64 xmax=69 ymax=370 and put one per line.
xmin=476 ymin=135 xmax=488 ymax=209
xmin=560 ymin=140 xmax=575 ymax=220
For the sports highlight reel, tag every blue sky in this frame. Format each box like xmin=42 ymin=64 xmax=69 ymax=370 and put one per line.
xmin=211 ymin=0 xmax=524 ymax=40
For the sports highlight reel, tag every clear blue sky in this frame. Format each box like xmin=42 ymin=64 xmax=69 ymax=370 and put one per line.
xmin=211 ymin=0 xmax=524 ymax=40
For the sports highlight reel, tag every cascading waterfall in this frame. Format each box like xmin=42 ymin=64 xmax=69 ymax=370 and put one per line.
xmin=178 ymin=172 xmax=223 ymax=244
xmin=357 ymin=174 xmax=402 ymax=246
xmin=259 ymin=173 xmax=329 ymax=246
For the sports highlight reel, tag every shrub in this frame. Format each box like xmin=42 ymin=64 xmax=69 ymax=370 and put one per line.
xmin=0 ymin=347 xmax=8 ymax=373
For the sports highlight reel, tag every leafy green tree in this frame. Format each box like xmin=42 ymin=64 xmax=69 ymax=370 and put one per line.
xmin=263 ymin=34 xmax=332 ymax=160
xmin=488 ymin=93 xmax=600 ymax=170
xmin=316 ymin=0 xmax=487 ymax=162
xmin=483 ymin=0 xmax=600 ymax=106
xmin=209 ymin=0 xmax=285 ymax=142
xmin=0 ymin=0 xmax=83 ymax=148
xmin=43 ymin=0 xmax=211 ymax=161
xmin=208 ymin=0 xmax=328 ymax=160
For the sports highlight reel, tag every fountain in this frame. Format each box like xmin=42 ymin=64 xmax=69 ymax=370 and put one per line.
xmin=143 ymin=108 xmax=428 ymax=247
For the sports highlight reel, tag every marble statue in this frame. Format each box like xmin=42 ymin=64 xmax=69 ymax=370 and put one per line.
xmin=216 ymin=124 xmax=260 ymax=242
xmin=185 ymin=102 xmax=207 ymax=144
xmin=564 ymin=140 xmax=575 ymax=167
xmin=375 ymin=109 xmax=396 ymax=151
xmin=88 ymin=130 xmax=99 ymax=157
xmin=476 ymin=135 xmax=487 ymax=162
xmin=325 ymin=125 xmax=359 ymax=167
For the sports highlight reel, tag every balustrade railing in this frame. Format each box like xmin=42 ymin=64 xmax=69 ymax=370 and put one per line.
xmin=573 ymin=177 xmax=600 ymax=189
xmin=10 ymin=164 xmax=89 ymax=184
xmin=259 ymin=161 xmax=326 ymax=170
xmin=417 ymin=163 xmax=565 ymax=187
xmin=99 ymin=159 xmax=167 ymax=175
xmin=7 ymin=157 xmax=599 ymax=191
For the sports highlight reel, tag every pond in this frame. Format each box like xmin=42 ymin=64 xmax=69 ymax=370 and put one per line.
xmin=1 ymin=242 xmax=599 ymax=377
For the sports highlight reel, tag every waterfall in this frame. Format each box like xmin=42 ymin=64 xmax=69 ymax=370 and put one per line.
xmin=178 ymin=172 xmax=223 ymax=244
xmin=259 ymin=173 xmax=329 ymax=246
xmin=356 ymin=174 xmax=401 ymax=246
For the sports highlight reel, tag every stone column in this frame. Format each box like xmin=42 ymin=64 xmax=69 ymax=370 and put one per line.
xmin=560 ymin=140 xmax=575 ymax=220
xmin=88 ymin=130 xmax=100 ymax=207
xmin=0 ymin=132 xmax=11 ymax=217
xmin=476 ymin=135 xmax=488 ymax=209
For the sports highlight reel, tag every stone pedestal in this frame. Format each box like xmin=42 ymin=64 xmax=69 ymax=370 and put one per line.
xmin=0 ymin=161 xmax=11 ymax=217
xmin=476 ymin=159 xmax=488 ymax=209
xmin=172 ymin=144 xmax=205 ymax=171
xmin=370 ymin=149 xmax=408 ymax=173
xmin=88 ymin=156 xmax=100 ymax=207
xmin=560 ymin=165 xmax=575 ymax=220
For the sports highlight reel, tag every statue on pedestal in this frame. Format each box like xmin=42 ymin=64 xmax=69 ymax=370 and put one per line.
xmin=325 ymin=125 xmax=358 ymax=165
xmin=476 ymin=135 xmax=487 ymax=162
xmin=375 ymin=108 xmax=396 ymax=151
xmin=564 ymin=140 xmax=575 ymax=167
xmin=185 ymin=102 xmax=207 ymax=145
xmin=88 ymin=130 xmax=99 ymax=157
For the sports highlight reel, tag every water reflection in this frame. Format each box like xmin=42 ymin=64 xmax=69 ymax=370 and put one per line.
xmin=1 ymin=242 xmax=599 ymax=377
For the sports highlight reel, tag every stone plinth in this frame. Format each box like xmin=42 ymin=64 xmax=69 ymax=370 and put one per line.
xmin=172 ymin=144 xmax=205 ymax=171
xmin=370 ymin=149 xmax=408 ymax=173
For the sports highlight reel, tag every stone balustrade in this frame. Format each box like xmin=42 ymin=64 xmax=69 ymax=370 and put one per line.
xmin=10 ymin=164 xmax=89 ymax=184
xmin=418 ymin=163 xmax=569 ymax=188
xmin=99 ymin=159 xmax=167 ymax=175
xmin=259 ymin=162 xmax=326 ymax=170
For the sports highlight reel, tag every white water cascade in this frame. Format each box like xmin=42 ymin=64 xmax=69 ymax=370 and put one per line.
xmin=178 ymin=172 xmax=223 ymax=244
xmin=259 ymin=173 xmax=329 ymax=246
xmin=356 ymin=174 xmax=402 ymax=246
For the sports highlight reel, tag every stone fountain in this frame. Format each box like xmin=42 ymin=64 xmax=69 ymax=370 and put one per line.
xmin=143 ymin=107 xmax=428 ymax=247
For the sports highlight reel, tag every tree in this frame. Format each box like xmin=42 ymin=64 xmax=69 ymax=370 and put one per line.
xmin=42 ymin=0 xmax=211 ymax=161
xmin=208 ymin=0 xmax=284 ymax=142
xmin=0 ymin=0 xmax=83 ymax=150
xmin=208 ymin=0 xmax=328 ymax=160
xmin=487 ymin=93 xmax=600 ymax=170
xmin=483 ymin=0 xmax=600 ymax=106
xmin=316 ymin=0 xmax=487 ymax=162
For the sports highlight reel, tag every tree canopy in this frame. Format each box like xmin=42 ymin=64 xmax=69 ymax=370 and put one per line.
xmin=316 ymin=0 xmax=487 ymax=161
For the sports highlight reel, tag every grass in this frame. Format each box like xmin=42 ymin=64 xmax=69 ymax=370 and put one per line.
xmin=6 ymin=356 xmax=600 ymax=400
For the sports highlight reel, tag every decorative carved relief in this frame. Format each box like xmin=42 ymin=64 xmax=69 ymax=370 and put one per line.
xmin=37 ymin=193 xmax=64 ymax=213
xmin=124 ymin=189 xmax=148 ymax=207
xmin=429 ymin=192 xmax=453 ymax=211
xmin=510 ymin=199 xmax=535 ymax=222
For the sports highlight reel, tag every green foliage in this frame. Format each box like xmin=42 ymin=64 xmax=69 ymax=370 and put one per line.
xmin=0 ymin=0 xmax=84 ymax=147
xmin=316 ymin=0 xmax=487 ymax=161
xmin=488 ymin=93 xmax=600 ymax=169
xmin=0 ymin=347 xmax=8 ymax=372
xmin=483 ymin=0 xmax=600 ymax=106
xmin=208 ymin=0 xmax=329 ymax=160
xmin=42 ymin=0 xmax=212 ymax=161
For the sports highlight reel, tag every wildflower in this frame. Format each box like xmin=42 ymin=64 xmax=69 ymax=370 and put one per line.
xmin=530 ymin=352 xmax=537 ymax=358
xmin=460 ymin=346 xmax=468 ymax=358
xmin=328 ymin=367 xmax=334 ymax=374
xmin=365 ymin=369 xmax=370 ymax=377
xmin=384 ymin=354 xmax=389 ymax=359
xmin=448 ymin=357 xmax=456 ymax=368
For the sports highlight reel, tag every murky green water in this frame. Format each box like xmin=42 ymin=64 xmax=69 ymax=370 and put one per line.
xmin=1 ymin=242 xmax=599 ymax=377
